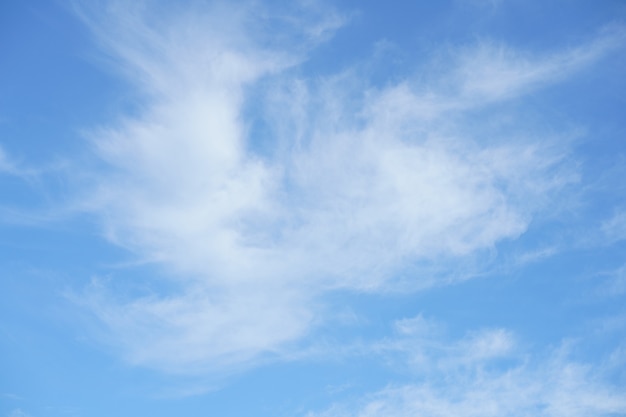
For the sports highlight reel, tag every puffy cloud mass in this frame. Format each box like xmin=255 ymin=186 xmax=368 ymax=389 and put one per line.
xmin=74 ymin=1 xmax=621 ymax=373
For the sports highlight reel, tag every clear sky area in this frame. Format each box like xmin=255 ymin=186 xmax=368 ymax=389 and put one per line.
xmin=1 ymin=1 xmax=626 ymax=416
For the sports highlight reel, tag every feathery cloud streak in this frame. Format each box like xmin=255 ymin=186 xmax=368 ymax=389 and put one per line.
xmin=307 ymin=316 xmax=626 ymax=417
xmin=308 ymin=353 xmax=626 ymax=417
xmin=75 ymin=1 xmax=623 ymax=373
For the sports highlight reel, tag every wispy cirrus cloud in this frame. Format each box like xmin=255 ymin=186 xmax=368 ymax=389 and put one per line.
xmin=450 ymin=28 xmax=625 ymax=103
xmin=7 ymin=409 xmax=32 ymax=417
xmin=72 ymin=1 xmax=624 ymax=374
xmin=307 ymin=317 xmax=626 ymax=417
xmin=0 ymin=145 xmax=14 ymax=175
xmin=0 ymin=145 xmax=34 ymax=179
xmin=602 ymin=209 xmax=626 ymax=244
xmin=308 ymin=364 xmax=626 ymax=417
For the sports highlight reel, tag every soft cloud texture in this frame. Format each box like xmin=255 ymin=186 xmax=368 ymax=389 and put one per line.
xmin=0 ymin=146 xmax=13 ymax=174
xmin=309 ymin=366 xmax=626 ymax=417
xmin=74 ymin=1 xmax=622 ymax=373
xmin=451 ymin=29 xmax=624 ymax=103
xmin=0 ymin=146 xmax=26 ymax=178
xmin=7 ymin=409 xmax=32 ymax=417
xmin=307 ymin=317 xmax=626 ymax=417
xmin=602 ymin=209 xmax=626 ymax=244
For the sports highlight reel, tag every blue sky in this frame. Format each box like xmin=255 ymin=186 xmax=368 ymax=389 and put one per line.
xmin=2 ymin=0 xmax=626 ymax=416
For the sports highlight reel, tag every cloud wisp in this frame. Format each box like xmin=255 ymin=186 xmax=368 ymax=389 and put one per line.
xmin=307 ymin=316 xmax=626 ymax=417
xmin=308 ymin=357 xmax=626 ymax=417
xmin=73 ymin=2 xmax=623 ymax=374
xmin=0 ymin=145 xmax=36 ymax=180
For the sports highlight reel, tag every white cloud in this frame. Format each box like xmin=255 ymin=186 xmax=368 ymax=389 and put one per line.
xmin=0 ymin=146 xmax=12 ymax=173
xmin=394 ymin=314 xmax=441 ymax=337
xmin=8 ymin=410 xmax=31 ymax=417
xmin=0 ymin=145 xmax=24 ymax=177
xmin=0 ymin=393 xmax=23 ymax=401
xmin=602 ymin=209 xmax=626 ymax=244
xmin=309 ymin=365 xmax=626 ymax=417
xmin=0 ymin=145 xmax=72 ymax=227
xmin=368 ymin=316 xmax=517 ymax=372
xmin=0 ymin=144 xmax=44 ymax=182
xmin=73 ymin=2 xmax=621 ymax=373
xmin=597 ymin=264 xmax=626 ymax=297
xmin=452 ymin=41 xmax=605 ymax=103
xmin=307 ymin=322 xmax=626 ymax=417
xmin=81 ymin=280 xmax=313 ymax=373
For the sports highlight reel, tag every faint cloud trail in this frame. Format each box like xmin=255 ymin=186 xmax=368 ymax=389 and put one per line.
xmin=306 ymin=316 xmax=626 ymax=417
